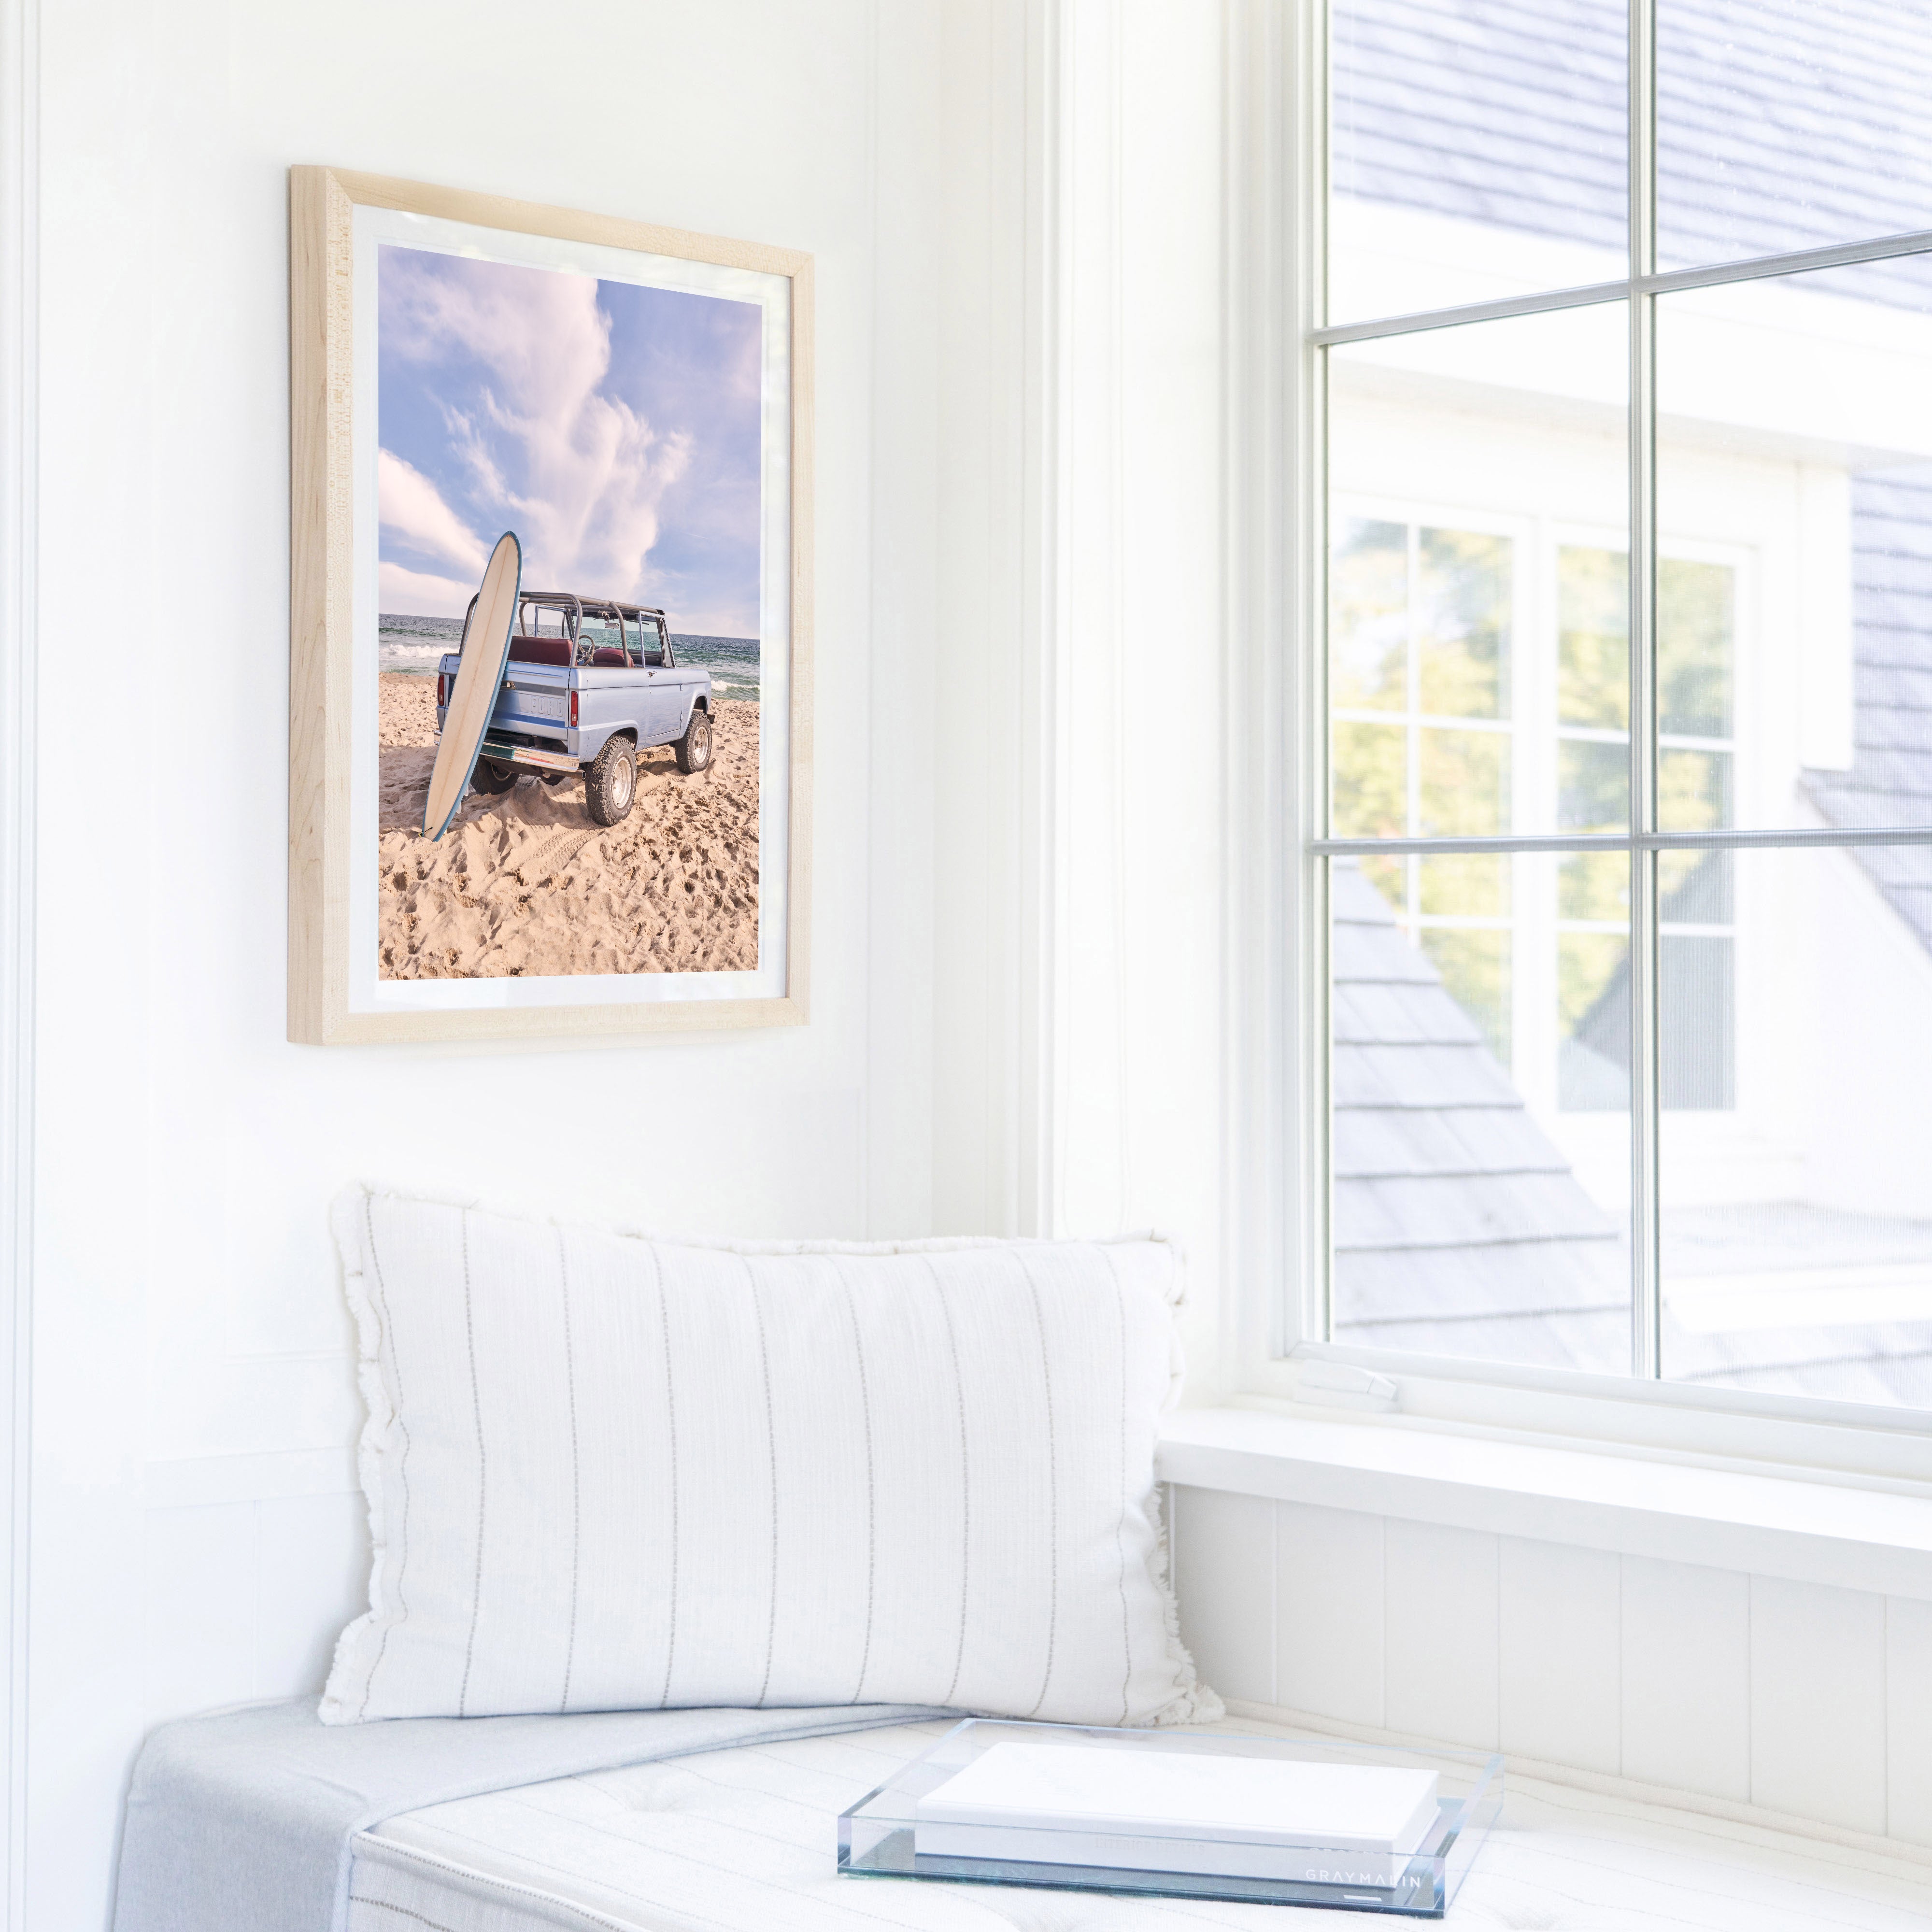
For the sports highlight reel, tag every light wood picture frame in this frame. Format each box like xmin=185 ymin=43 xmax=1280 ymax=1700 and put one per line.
xmin=288 ymin=167 xmax=813 ymax=1044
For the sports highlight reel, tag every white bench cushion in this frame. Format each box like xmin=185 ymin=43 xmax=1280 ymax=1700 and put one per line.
xmin=348 ymin=1717 xmax=1932 ymax=1931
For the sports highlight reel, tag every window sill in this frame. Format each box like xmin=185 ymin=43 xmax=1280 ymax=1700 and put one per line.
xmin=1156 ymin=1403 xmax=1932 ymax=1600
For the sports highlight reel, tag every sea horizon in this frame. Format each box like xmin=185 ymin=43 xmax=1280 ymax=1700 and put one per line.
xmin=377 ymin=612 xmax=761 ymax=701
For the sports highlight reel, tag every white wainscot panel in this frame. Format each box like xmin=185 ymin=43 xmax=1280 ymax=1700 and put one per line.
xmin=1750 ymin=1576 xmax=1887 ymax=1835
xmin=1498 ymin=1537 xmax=1619 ymax=1775
xmin=1169 ymin=1485 xmax=1275 ymax=1705
xmin=1383 ymin=1519 xmax=1498 ymax=1749
xmin=144 ymin=1490 xmax=368 ymax=1728
xmin=257 ymin=1491 xmax=370 ymax=1700
xmin=143 ymin=1502 xmax=259 ymax=1727
xmin=1889 ymin=1595 xmax=1932 ymax=1847
xmin=1275 ymin=1500 xmax=1384 ymax=1728
xmin=1620 ymin=1556 xmax=1750 ymax=1801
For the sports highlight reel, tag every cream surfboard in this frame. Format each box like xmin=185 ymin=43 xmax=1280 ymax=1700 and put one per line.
xmin=423 ymin=531 xmax=522 ymax=841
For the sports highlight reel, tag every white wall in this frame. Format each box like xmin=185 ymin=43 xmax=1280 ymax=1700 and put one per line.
xmin=22 ymin=1 xmax=945 ymax=1920
xmin=14 ymin=3 xmax=1244 ymax=1905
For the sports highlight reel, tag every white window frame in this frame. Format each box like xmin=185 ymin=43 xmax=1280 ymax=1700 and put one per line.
xmin=1235 ymin=0 xmax=1932 ymax=1488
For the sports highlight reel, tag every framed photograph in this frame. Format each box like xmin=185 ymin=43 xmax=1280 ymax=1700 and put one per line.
xmin=287 ymin=167 xmax=812 ymax=1042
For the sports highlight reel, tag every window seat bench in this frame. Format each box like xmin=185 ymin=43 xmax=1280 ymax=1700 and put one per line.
xmin=347 ymin=1713 xmax=1932 ymax=1931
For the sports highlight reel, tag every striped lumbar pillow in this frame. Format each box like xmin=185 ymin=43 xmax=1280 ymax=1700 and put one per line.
xmin=321 ymin=1186 xmax=1221 ymax=1728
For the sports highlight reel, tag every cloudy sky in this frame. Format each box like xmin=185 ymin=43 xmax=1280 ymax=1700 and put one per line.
xmin=377 ymin=244 xmax=763 ymax=637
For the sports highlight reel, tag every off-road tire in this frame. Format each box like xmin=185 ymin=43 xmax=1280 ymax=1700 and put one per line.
xmin=583 ymin=736 xmax=638 ymax=826
xmin=469 ymin=759 xmax=519 ymax=796
xmin=674 ymin=707 xmax=713 ymax=776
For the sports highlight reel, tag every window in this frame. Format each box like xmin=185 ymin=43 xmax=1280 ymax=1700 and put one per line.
xmin=1309 ymin=0 xmax=1932 ymax=1414
xmin=577 ymin=610 xmax=629 ymax=662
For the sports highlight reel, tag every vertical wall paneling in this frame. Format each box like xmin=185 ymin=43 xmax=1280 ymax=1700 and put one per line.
xmin=0 ymin=0 xmax=35 ymax=1912
xmin=254 ymin=1492 xmax=369 ymax=1701
xmin=1275 ymin=1499 xmax=1384 ymax=1728
xmin=1170 ymin=1485 xmax=1276 ymax=1706
xmin=1498 ymin=1537 xmax=1620 ymax=1775
xmin=864 ymin=0 xmax=941 ymax=1239
xmin=142 ymin=1505 xmax=259 ymax=1730
xmin=1617 ymin=1555 xmax=1751 ymax=1800
xmin=1178 ymin=1495 xmax=1932 ymax=1846
xmin=1382 ymin=1518 xmax=1499 ymax=1749
xmin=1887 ymin=1594 xmax=1932 ymax=1847
xmin=1749 ymin=1576 xmax=1888 ymax=1835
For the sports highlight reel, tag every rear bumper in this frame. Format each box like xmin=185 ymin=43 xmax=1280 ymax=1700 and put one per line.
xmin=479 ymin=739 xmax=580 ymax=775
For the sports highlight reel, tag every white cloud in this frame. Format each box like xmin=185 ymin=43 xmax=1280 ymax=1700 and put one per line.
xmin=378 ymin=450 xmax=490 ymax=579
xmin=380 ymin=560 xmax=478 ymax=621
xmin=383 ymin=256 xmax=689 ymax=603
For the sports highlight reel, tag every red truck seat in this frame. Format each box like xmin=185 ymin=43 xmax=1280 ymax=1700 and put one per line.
xmin=508 ymin=635 xmax=571 ymax=666
xmin=590 ymin=646 xmax=627 ymax=666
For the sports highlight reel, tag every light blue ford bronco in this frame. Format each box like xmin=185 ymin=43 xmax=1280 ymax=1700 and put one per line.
xmin=435 ymin=591 xmax=714 ymax=827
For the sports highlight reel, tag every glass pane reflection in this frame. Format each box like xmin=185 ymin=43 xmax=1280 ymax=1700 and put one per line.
xmin=1662 ymin=845 xmax=1932 ymax=1410
xmin=1331 ymin=854 xmax=1632 ymax=1376
xmin=1657 ymin=0 xmax=1932 ymax=270
xmin=1329 ymin=0 xmax=1627 ymax=325
xmin=1329 ymin=303 xmax=1629 ymax=841
xmin=1658 ymin=258 xmax=1932 ymax=832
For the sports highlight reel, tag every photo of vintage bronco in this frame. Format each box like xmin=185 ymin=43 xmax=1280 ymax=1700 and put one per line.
xmin=435 ymin=592 xmax=715 ymax=827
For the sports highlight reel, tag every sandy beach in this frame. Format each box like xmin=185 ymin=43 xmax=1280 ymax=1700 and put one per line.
xmin=377 ymin=675 xmax=760 ymax=979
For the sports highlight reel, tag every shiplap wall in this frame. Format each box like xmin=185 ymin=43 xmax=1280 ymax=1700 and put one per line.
xmin=1170 ymin=1484 xmax=1932 ymax=1848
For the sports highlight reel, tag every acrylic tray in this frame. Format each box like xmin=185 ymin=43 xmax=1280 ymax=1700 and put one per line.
xmin=837 ymin=1718 xmax=1502 ymax=1917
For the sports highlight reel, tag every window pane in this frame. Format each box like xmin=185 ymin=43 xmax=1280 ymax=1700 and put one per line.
xmin=1332 ymin=517 xmax=1408 ymax=709
xmin=1419 ymin=728 xmax=1508 ymax=836
xmin=1420 ymin=928 xmax=1511 ymax=1066
xmin=1333 ymin=721 xmax=1407 ymax=838
xmin=1419 ymin=852 xmax=1508 ymax=918
xmin=1659 ymin=557 xmax=1733 ymax=738
xmin=1558 ymin=930 xmax=1630 ymax=1112
xmin=1329 ymin=0 xmax=1627 ymax=326
xmin=1660 ymin=845 xmax=1733 ymax=923
xmin=1418 ymin=528 xmax=1510 ymax=718
xmin=1661 ymin=845 xmax=1932 ymax=1410
xmin=1329 ymin=304 xmax=1629 ymax=839
xmin=1559 ymin=739 xmax=1627 ymax=833
xmin=1657 ymin=1 xmax=1932 ymax=270
xmin=1560 ymin=850 xmax=1627 ymax=923
xmin=1332 ymin=854 xmax=1632 ymax=1376
xmin=1559 ymin=546 xmax=1629 ymax=729
xmin=1657 ymin=258 xmax=1932 ymax=831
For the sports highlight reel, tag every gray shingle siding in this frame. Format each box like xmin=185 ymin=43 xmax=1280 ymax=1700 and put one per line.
xmin=1335 ymin=0 xmax=1932 ymax=281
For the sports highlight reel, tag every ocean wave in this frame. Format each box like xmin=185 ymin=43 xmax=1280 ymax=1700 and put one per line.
xmin=376 ymin=616 xmax=762 ymax=697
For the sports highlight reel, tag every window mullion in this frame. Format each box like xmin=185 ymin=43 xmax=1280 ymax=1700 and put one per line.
xmin=1629 ymin=0 xmax=1662 ymax=1381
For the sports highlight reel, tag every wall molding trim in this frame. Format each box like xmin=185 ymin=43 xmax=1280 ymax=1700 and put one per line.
xmin=1016 ymin=0 xmax=1064 ymax=1239
xmin=0 ymin=0 xmax=37 ymax=1916
xmin=1219 ymin=0 xmax=1299 ymax=1384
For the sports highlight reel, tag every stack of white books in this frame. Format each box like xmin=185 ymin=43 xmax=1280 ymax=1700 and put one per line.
xmin=913 ymin=1741 xmax=1441 ymax=1887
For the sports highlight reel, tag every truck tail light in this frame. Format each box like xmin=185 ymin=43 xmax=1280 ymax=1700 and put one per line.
xmin=568 ymin=688 xmax=579 ymax=728
xmin=436 ymin=673 xmax=448 ymax=708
